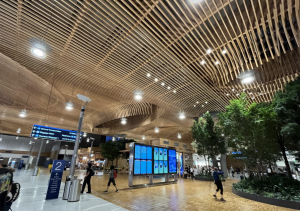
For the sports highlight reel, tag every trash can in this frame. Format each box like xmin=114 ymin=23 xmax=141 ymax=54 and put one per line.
xmin=68 ymin=179 xmax=82 ymax=202
xmin=63 ymin=176 xmax=77 ymax=200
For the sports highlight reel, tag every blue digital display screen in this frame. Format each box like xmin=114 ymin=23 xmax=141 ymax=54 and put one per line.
xmin=147 ymin=161 xmax=152 ymax=174
xmin=169 ymin=149 xmax=177 ymax=173
xmin=159 ymin=148 xmax=163 ymax=160
xmin=105 ymin=136 xmax=113 ymax=142
xmin=154 ymin=161 xmax=159 ymax=174
xmin=164 ymin=161 xmax=168 ymax=173
xmin=163 ymin=149 xmax=168 ymax=161
xmin=134 ymin=160 xmax=140 ymax=174
xmin=147 ymin=147 xmax=152 ymax=160
xmin=154 ymin=147 xmax=158 ymax=160
xmin=159 ymin=161 xmax=164 ymax=173
xmin=141 ymin=146 xmax=147 ymax=159
xmin=135 ymin=145 xmax=141 ymax=159
xmin=31 ymin=125 xmax=82 ymax=142
xmin=141 ymin=160 xmax=146 ymax=174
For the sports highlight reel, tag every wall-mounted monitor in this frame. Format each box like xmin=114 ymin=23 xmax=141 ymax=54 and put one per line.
xmin=168 ymin=149 xmax=177 ymax=173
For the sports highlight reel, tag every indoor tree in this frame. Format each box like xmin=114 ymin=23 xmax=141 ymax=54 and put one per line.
xmin=271 ymin=77 xmax=300 ymax=179
xmin=218 ymin=93 xmax=281 ymax=177
xmin=191 ymin=111 xmax=227 ymax=169
xmin=100 ymin=138 xmax=134 ymax=166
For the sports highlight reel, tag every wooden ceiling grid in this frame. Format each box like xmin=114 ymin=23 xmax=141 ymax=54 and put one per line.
xmin=0 ymin=0 xmax=299 ymax=143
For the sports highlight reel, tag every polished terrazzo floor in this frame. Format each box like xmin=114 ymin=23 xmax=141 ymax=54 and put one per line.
xmin=72 ymin=170 xmax=293 ymax=211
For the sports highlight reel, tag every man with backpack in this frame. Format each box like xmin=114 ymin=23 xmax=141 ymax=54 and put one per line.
xmin=104 ymin=165 xmax=118 ymax=193
xmin=81 ymin=163 xmax=94 ymax=194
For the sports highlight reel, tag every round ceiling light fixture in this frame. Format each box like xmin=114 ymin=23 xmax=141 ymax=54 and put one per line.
xmin=83 ymin=132 xmax=87 ymax=137
xmin=121 ymin=118 xmax=127 ymax=125
xmin=167 ymin=86 xmax=171 ymax=90
xmin=206 ymin=48 xmax=212 ymax=54
xmin=154 ymin=78 xmax=158 ymax=82
xmin=200 ymin=60 xmax=206 ymax=65
xmin=178 ymin=133 xmax=182 ymax=139
xmin=19 ymin=109 xmax=27 ymax=118
xmin=133 ymin=89 xmax=144 ymax=101
xmin=65 ymin=101 xmax=75 ymax=110
xmin=161 ymin=82 xmax=165 ymax=86
xmin=147 ymin=73 xmax=151 ymax=77
xmin=142 ymin=135 xmax=145 ymax=140
xmin=29 ymin=38 xmax=51 ymax=59
xmin=222 ymin=49 xmax=227 ymax=54
xmin=154 ymin=127 xmax=159 ymax=133
xmin=237 ymin=69 xmax=256 ymax=84
xmin=173 ymin=90 xmax=176 ymax=93
xmin=179 ymin=112 xmax=186 ymax=120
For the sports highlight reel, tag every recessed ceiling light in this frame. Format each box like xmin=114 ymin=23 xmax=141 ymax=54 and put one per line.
xmin=154 ymin=78 xmax=158 ymax=82
xmin=259 ymin=92 xmax=262 ymax=95
xmin=147 ymin=73 xmax=151 ymax=77
xmin=133 ymin=89 xmax=144 ymax=101
xmin=202 ymin=105 xmax=204 ymax=107
xmin=65 ymin=101 xmax=74 ymax=110
xmin=226 ymin=93 xmax=230 ymax=96
xmin=249 ymin=92 xmax=252 ymax=95
xmin=206 ymin=48 xmax=212 ymax=54
xmin=178 ymin=133 xmax=182 ymax=139
xmin=196 ymin=101 xmax=199 ymax=104
xmin=121 ymin=118 xmax=127 ymax=125
xmin=173 ymin=90 xmax=176 ymax=93
xmin=194 ymin=105 xmax=196 ymax=107
xmin=205 ymin=101 xmax=208 ymax=104
xmin=154 ymin=127 xmax=159 ymax=133
xmin=19 ymin=110 xmax=27 ymax=118
xmin=222 ymin=49 xmax=227 ymax=54
xmin=243 ymin=89 xmax=246 ymax=91
xmin=241 ymin=76 xmax=255 ymax=84
xmin=161 ymin=82 xmax=165 ymax=86
xmin=31 ymin=48 xmax=46 ymax=58
xmin=142 ymin=135 xmax=145 ymax=140
xmin=167 ymin=86 xmax=170 ymax=90
xmin=236 ymin=93 xmax=240 ymax=96
xmin=179 ymin=112 xmax=186 ymax=120
xmin=215 ymin=61 xmax=220 ymax=65
xmin=200 ymin=60 xmax=206 ymax=65
xmin=232 ymin=89 xmax=235 ymax=91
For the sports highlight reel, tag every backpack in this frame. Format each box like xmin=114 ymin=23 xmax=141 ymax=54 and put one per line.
xmin=6 ymin=182 xmax=21 ymax=203
xmin=114 ymin=170 xmax=117 ymax=178
xmin=90 ymin=169 xmax=95 ymax=176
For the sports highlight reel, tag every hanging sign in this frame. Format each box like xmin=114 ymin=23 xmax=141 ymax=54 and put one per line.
xmin=46 ymin=160 xmax=65 ymax=200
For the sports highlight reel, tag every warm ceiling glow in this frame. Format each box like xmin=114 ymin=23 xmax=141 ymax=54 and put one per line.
xmin=31 ymin=48 xmax=46 ymax=58
xmin=200 ymin=60 xmax=206 ymax=65
xmin=241 ymin=76 xmax=255 ymax=84
xmin=206 ymin=48 xmax=212 ymax=54
xmin=147 ymin=73 xmax=151 ymax=77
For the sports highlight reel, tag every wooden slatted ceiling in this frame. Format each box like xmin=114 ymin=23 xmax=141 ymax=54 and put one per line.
xmin=0 ymin=0 xmax=299 ymax=143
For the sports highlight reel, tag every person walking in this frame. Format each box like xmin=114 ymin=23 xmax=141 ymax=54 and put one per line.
xmin=81 ymin=163 xmax=93 ymax=194
xmin=213 ymin=167 xmax=225 ymax=201
xmin=0 ymin=163 xmax=13 ymax=211
xmin=230 ymin=166 xmax=234 ymax=177
xmin=104 ymin=165 xmax=118 ymax=193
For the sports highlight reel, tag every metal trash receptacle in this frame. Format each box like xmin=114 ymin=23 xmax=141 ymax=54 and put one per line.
xmin=63 ymin=176 xmax=77 ymax=200
xmin=67 ymin=179 xmax=82 ymax=202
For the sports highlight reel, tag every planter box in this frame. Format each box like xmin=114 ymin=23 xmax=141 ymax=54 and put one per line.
xmin=232 ymin=187 xmax=300 ymax=210
xmin=194 ymin=176 xmax=214 ymax=181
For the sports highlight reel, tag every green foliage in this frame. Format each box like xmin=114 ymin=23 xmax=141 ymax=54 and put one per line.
xmin=218 ymin=93 xmax=281 ymax=172
xmin=233 ymin=175 xmax=300 ymax=202
xmin=191 ymin=111 xmax=227 ymax=165
xmin=100 ymin=138 xmax=134 ymax=162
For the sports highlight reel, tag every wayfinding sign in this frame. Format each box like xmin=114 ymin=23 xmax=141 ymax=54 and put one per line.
xmin=46 ymin=160 xmax=65 ymax=200
xmin=31 ymin=124 xmax=82 ymax=141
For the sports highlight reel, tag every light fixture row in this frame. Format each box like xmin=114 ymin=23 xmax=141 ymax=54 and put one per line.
xmin=146 ymin=74 xmax=176 ymax=93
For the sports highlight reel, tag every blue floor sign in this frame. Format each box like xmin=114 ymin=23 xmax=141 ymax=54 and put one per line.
xmin=46 ymin=160 xmax=65 ymax=200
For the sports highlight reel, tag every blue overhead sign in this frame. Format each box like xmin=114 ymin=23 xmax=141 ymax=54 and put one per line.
xmin=31 ymin=124 xmax=82 ymax=141
xmin=46 ymin=160 xmax=65 ymax=200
